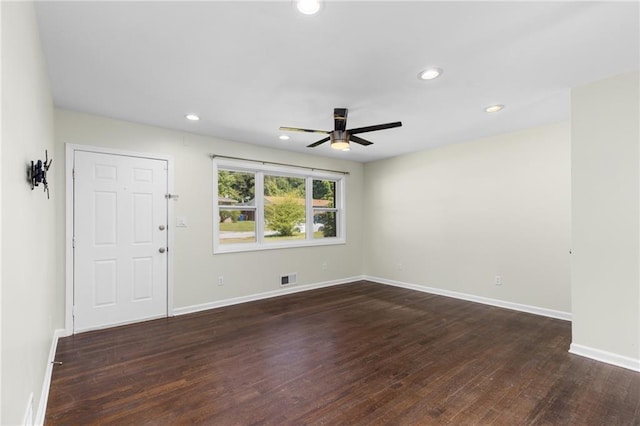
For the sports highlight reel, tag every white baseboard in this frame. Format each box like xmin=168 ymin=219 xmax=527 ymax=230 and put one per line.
xmin=569 ymin=343 xmax=640 ymax=372
xmin=35 ymin=328 xmax=66 ymax=426
xmin=173 ymin=276 xmax=365 ymax=316
xmin=364 ymin=275 xmax=572 ymax=321
xmin=175 ymin=275 xmax=571 ymax=321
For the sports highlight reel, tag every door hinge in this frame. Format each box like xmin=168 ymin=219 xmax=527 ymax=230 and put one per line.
xmin=72 ymin=238 xmax=75 ymax=248
xmin=72 ymin=168 xmax=75 ymax=179
xmin=165 ymin=194 xmax=179 ymax=200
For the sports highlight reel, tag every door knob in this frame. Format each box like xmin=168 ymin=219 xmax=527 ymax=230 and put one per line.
xmin=159 ymin=247 xmax=166 ymax=253
xmin=159 ymin=225 xmax=166 ymax=231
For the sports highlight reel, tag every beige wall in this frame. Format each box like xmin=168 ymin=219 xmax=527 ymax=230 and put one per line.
xmin=363 ymin=122 xmax=572 ymax=314
xmin=54 ymin=110 xmax=365 ymax=311
xmin=1 ymin=2 xmax=59 ymax=424
xmin=571 ymin=71 xmax=640 ymax=365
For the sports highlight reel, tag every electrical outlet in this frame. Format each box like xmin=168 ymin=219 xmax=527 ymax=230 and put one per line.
xmin=396 ymin=263 xmax=404 ymax=271
xmin=321 ymin=261 xmax=328 ymax=271
xmin=495 ymin=275 xmax=502 ymax=286
xmin=218 ymin=276 xmax=224 ymax=286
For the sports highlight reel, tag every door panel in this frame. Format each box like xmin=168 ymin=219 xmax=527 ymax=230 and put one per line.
xmin=93 ymin=259 xmax=117 ymax=306
xmin=74 ymin=151 xmax=168 ymax=332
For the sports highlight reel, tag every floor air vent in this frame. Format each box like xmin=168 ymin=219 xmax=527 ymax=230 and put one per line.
xmin=280 ymin=273 xmax=298 ymax=286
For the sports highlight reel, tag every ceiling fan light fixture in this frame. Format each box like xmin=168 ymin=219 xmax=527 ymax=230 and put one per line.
xmin=296 ymin=0 xmax=321 ymax=15
xmin=418 ymin=67 xmax=442 ymax=81
xmin=279 ymin=134 xmax=290 ymax=140
xmin=330 ymin=130 xmax=350 ymax=151
xmin=185 ymin=114 xmax=200 ymax=121
xmin=485 ymin=104 xmax=505 ymax=113
xmin=331 ymin=140 xmax=350 ymax=151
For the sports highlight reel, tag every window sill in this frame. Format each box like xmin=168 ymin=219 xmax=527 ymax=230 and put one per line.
xmin=213 ymin=238 xmax=346 ymax=254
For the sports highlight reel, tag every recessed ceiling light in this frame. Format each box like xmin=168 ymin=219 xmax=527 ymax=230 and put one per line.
xmin=279 ymin=135 xmax=290 ymax=140
xmin=484 ymin=104 xmax=505 ymax=113
xmin=296 ymin=0 xmax=321 ymax=15
xmin=185 ymin=114 xmax=200 ymax=121
xmin=418 ymin=67 xmax=442 ymax=81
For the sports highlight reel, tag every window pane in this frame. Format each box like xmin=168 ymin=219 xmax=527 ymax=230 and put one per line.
xmin=218 ymin=170 xmax=255 ymax=205
xmin=264 ymin=175 xmax=306 ymax=242
xmin=219 ymin=209 xmax=256 ymax=244
xmin=313 ymin=179 xmax=336 ymax=208
xmin=313 ymin=211 xmax=337 ymax=239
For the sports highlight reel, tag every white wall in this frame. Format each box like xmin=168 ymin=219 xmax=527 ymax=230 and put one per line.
xmin=1 ymin=2 xmax=59 ymax=424
xmin=363 ymin=122 xmax=572 ymax=314
xmin=571 ymin=71 xmax=640 ymax=368
xmin=54 ymin=110 xmax=365 ymax=312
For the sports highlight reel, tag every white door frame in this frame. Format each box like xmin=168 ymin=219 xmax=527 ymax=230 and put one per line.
xmin=65 ymin=144 xmax=175 ymax=335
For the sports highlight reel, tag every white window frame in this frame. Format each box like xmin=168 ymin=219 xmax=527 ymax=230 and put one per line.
xmin=213 ymin=158 xmax=346 ymax=253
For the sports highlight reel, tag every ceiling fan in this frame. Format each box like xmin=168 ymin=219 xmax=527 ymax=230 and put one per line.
xmin=279 ymin=108 xmax=402 ymax=151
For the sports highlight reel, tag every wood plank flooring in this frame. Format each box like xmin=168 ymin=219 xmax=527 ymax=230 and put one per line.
xmin=46 ymin=281 xmax=640 ymax=425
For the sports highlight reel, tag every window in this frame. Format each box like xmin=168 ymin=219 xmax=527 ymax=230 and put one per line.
xmin=264 ymin=174 xmax=306 ymax=243
xmin=214 ymin=159 xmax=345 ymax=253
xmin=217 ymin=170 xmax=256 ymax=244
xmin=313 ymin=179 xmax=338 ymax=239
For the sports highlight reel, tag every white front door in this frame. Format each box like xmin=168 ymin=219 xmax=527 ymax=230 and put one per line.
xmin=73 ymin=150 xmax=168 ymax=332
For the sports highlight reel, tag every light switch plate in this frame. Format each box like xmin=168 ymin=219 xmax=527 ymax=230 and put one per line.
xmin=176 ymin=216 xmax=188 ymax=227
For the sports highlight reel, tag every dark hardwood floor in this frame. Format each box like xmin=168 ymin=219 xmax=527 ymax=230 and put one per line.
xmin=46 ymin=281 xmax=640 ymax=425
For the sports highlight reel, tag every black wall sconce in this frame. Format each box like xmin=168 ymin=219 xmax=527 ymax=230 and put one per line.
xmin=29 ymin=150 xmax=52 ymax=199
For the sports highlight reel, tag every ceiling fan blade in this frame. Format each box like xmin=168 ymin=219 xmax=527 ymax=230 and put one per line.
xmin=334 ymin=108 xmax=348 ymax=131
xmin=349 ymin=134 xmax=373 ymax=146
xmin=279 ymin=126 xmax=330 ymax=134
xmin=307 ymin=136 xmax=331 ymax=148
xmin=347 ymin=121 xmax=402 ymax=135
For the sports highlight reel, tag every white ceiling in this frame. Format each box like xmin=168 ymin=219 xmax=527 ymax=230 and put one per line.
xmin=35 ymin=1 xmax=639 ymax=163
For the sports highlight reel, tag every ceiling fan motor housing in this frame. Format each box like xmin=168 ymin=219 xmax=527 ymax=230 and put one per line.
xmin=331 ymin=130 xmax=350 ymax=150
xmin=331 ymin=130 xmax=348 ymax=142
